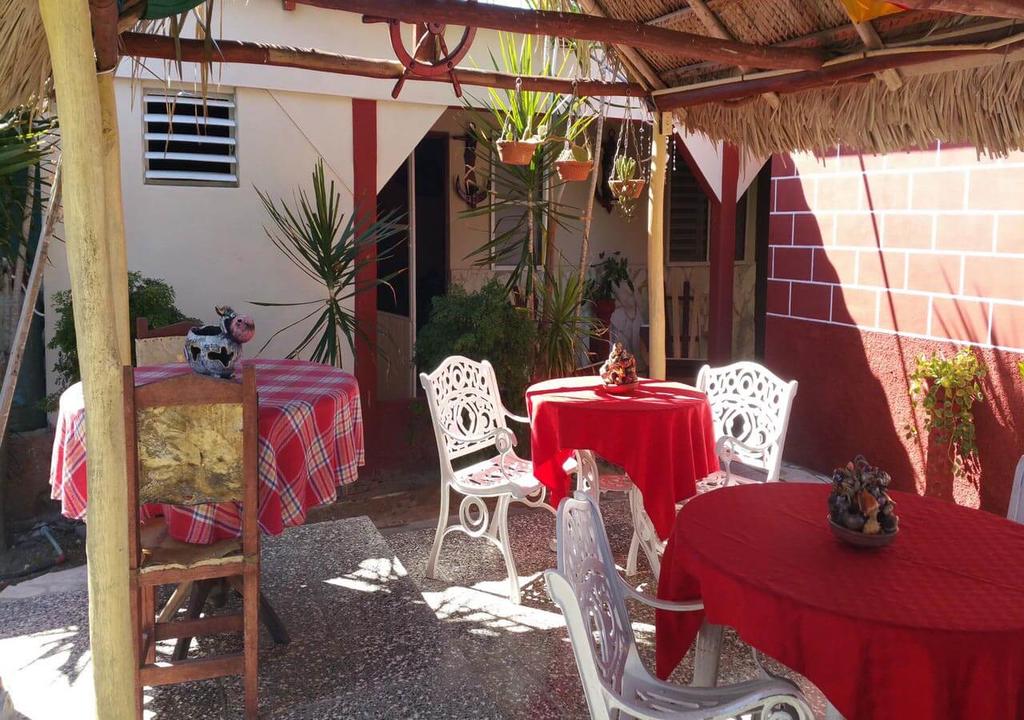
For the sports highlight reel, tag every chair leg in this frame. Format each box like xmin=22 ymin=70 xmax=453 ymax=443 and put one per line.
xmin=425 ymin=484 xmax=451 ymax=579
xmin=692 ymin=620 xmax=723 ymax=687
xmin=625 ymin=529 xmax=641 ymax=577
xmin=143 ymin=586 xmax=157 ymax=664
xmin=494 ymin=495 xmax=522 ymax=604
xmin=243 ymin=567 xmax=259 ymax=720
xmin=172 ymin=580 xmax=213 ymax=661
xmin=156 ymin=581 xmax=193 ymax=623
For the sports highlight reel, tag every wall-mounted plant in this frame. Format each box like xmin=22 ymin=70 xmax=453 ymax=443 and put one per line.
xmin=904 ymin=346 xmax=987 ymax=478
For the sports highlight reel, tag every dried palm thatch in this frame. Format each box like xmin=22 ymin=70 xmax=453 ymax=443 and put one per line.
xmin=675 ymin=59 xmax=1024 ymax=157
xmin=0 ymin=0 xmax=51 ymax=114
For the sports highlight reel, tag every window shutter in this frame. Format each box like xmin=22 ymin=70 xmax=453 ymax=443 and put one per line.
xmin=667 ymin=153 xmax=710 ymax=263
xmin=144 ymin=91 xmax=237 ymax=186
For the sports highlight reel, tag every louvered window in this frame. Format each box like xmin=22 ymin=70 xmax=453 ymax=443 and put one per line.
xmin=143 ymin=91 xmax=237 ymax=186
xmin=666 ymin=151 xmax=710 ymax=263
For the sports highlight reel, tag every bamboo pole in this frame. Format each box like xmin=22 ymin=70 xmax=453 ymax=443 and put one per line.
xmin=646 ymin=113 xmax=668 ymax=381
xmin=37 ymin=2 xmax=135 ymax=718
xmin=0 ymin=161 xmax=62 ymax=451
xmin=98 ymin=72 xmax=131 ymax=364
xmin=120 ymin=33 xmax=648 ymax=98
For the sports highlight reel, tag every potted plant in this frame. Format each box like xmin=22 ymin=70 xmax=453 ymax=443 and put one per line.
xmin=555 ymin=141 xmax=593 ymax=182
xmin=584 ymin=251 xmax=634 ymax=352
xmin=496 ymin=124 xmax=545 ymax=166
xmin=608 ymin=155 xmax=646 ymax=200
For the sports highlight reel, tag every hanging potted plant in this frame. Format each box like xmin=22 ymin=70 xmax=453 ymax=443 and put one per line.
xmin=555 ymin=140 xmax=593 ymax=182
xmin=496 ymin=123 xmax=545 ymax=166
xmin=608 ymin=155 xmax=645 ymax=200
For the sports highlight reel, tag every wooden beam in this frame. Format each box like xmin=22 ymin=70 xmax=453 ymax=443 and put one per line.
xmin=647 ymin=113 xmax=669 ymax=380
xmin=38 ymin=2 xmax=135 ymax=718
xmin=120 ymin=33 xmax=648 ymax=97
xmin=653 ymin=35 xmax=1024 ymax=109
xmin=894 ymin=0 xmax=1024 ymax=18
xmin=685 ymin=0 xmax=781 ymax=108
xmin=707 ymin=144 xmax=738 ymax=364
xmin=854 ymin=21 xmax=904 ymax=90
xmin=88 ymin=0 xmax=119 ymax=71
xmin=293 ymin=0 xmax=826 ymax=70
xmin=579 ymin=0 xmax=665 ymax=89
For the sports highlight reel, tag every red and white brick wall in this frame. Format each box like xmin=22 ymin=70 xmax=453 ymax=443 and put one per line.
xmin=768 ymin=144 xmax=1024 ymax=352
xmin=764 ymin=145 xmax=1024 ymax=513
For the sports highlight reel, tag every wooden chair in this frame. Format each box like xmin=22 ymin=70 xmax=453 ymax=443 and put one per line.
xmin=134 ymin=317 xmax=197 ymax=366
xmin=124 ymin=365 xmax=259 ymax=719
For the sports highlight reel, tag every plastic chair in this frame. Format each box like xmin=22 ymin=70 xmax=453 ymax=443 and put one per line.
xmin=420 ymin=356 xmax=549 ymax=603
xmin=545 ymin=492 xmax=812 ymax=720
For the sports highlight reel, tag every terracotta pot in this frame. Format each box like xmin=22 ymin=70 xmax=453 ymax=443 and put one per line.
xmin=555 ymin=159 xmax=593 ymax=182
xmin=497 ymin=139 xmax=540 ymax=166
xmin=609 ymin=178 xmax=647 ymax=200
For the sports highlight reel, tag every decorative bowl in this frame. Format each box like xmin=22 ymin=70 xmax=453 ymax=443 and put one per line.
xmin=600 ymin=381 xmax=639 ymax=396
xmin=828 ymin=517 xmax=898 ymax=549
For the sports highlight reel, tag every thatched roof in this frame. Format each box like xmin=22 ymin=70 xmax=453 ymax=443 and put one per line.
xmin=595 ymin=0 xmax=1024 ymax=156
xmin=4 ymin=0 xmax=1024 ymax=157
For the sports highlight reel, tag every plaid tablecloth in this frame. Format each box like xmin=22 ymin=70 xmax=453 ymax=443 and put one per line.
xmin=49 ymin=358 xmax=364 ymax=544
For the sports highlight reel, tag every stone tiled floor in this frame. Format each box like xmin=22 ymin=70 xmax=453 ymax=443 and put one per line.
xmin=0 ymin=496 xmax=830 ymax=719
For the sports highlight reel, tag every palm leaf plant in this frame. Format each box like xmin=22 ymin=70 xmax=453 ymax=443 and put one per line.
xmin=253 ymin=158 xmax=405 ymax=368
xmin=535 ymin=271 xmax=595 ymax=379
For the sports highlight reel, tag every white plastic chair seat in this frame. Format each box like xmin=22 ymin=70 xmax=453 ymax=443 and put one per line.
xmin=454 ymin=453 xmax=541 ymax=498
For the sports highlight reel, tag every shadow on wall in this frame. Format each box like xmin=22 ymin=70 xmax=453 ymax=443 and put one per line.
xmin=764 ymin=150 xmax=1024 ymax=513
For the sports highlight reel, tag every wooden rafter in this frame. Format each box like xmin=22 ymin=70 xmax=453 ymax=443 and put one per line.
xmin=653 ymin=32 xmax=1024 ymax=109
xmin=119 ymin=33 xmax=649 ymax=96
xmin=579 ymin=0 xmax=665 ymax=89
xmin=854 ymin=20 xmax=904 ymax=90
xmin=291 ymin=0 xmax=826 ymax=70
xmin=895 ymin=0 xmax=1024 ymax=18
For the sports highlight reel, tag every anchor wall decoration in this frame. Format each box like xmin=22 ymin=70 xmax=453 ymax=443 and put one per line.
xmin=454 ymin=121 xmax=489 ymax=209
xmin=363 ymin=0 xmax=478 ymax=99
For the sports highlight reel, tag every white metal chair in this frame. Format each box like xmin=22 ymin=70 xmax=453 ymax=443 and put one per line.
xmin=420 ymin=356 xmax=549 ymax=604
xmin=1008 ymin=456 xmax=1024 ymax=523
xmin=545 ymin=492 xmax=812 ymax=720
xmin=626 ymin=362 xmax=799 ymax=579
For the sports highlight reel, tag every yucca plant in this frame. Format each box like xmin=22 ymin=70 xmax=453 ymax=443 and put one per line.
xmin=253 ymin=159 xmax=404 ymax=368
xmin=535 ymin=272 xmax=595 ymax=379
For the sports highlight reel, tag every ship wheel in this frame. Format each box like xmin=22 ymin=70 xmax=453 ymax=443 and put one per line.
xmin=365 ymin=2 xmax=478 ymax=99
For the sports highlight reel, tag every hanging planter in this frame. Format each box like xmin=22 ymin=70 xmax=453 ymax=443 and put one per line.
xmin=609 ymin=156 xmax=646 ymax=199
xmin=497 ymin=138 xmax=542 ymax=166
xmin=608 ymin=100 xmax=652 ymax=221
xmin=555 ymin=142 xmax=593 ymax=182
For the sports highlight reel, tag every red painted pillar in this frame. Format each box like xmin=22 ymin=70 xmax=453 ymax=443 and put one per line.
xmin=352 ymin=98 xmax=377 ymax=408
xmin=708 ymin=143 xmax=740 ymax=364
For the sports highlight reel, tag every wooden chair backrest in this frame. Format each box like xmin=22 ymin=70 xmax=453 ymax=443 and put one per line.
xmin=124 ymin=366 xmax=259 ymax=566
xmin=134 ymin=317 xmax=198 ymax=366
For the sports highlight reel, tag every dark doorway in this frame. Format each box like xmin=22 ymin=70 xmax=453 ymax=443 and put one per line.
xmin=414 ymin=133 xmax=448 ymax=331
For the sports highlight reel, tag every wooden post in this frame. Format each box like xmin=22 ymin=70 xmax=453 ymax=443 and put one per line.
xmin=352 ymin=99 xmax=377 ymax=407
xmin=707 ymin=143 xmax=740 ymax=363
xmin=646 ymin=113 xmax=669 ymax=380
xmin=98 ymin=72 xmax=131 ymax=365
xmin=37 ymin=1 xmax=135 ymax=717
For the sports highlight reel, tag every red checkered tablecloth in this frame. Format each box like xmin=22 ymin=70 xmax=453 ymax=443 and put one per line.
xmin=49 ymin=358 xmax=364 ymax=544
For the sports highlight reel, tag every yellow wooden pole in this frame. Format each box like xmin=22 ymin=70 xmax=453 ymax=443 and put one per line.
xmin=647 ymin=112 xmax=668 ymax=380
xmin=98 ymin=71 xmax=131 ymax=364
xmin=37 ymin=1 xmax=135 ymax=717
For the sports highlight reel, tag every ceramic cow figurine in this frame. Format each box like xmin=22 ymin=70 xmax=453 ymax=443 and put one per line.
xmin=184 ymin=306 xmax=256 ymax=378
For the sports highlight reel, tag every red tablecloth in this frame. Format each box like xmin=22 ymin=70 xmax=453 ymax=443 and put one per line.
xmin=526 ymin=376 xmax=718 ymax=538
xmin=50 ymin=358 xmax=364 ymax=544
xmin=655 ymin=483 xmax=1024 ymax=720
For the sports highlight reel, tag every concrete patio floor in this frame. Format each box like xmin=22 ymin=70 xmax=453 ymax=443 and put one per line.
xmin=0 ymin=496 xmax=830 ymax=719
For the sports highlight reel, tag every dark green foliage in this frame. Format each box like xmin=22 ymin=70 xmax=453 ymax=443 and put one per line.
xmin=48 ymin=272 xmax=188 ymax=389
xmin=415 ymin=281 xmax=536 ymax=405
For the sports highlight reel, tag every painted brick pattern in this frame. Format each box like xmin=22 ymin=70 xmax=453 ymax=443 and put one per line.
xmin=769 ymin=144 xmax=1024 ymax=352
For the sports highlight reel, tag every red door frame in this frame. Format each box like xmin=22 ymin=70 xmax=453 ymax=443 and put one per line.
xmin=353 ymin=98 xmax=378 ymax=408
xmin=707 ymin=143 xmax=740 ymax=363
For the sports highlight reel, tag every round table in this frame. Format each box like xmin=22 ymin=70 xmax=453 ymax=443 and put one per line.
xmin=50 ymin=358 xmax=364 ymax=544
xmin=526 ymin=376 xmax=718 ymax=538
xmin=655 ymin=483 xmax=1024 ymax=720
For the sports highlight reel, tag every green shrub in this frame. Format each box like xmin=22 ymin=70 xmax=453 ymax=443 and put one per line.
xmin=49 ymin=272 xmax=188 ymax=389
xmin=415 ymin=281 xmax=536 ymax=405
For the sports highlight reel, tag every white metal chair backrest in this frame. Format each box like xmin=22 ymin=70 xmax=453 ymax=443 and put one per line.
xmin=1008 ymin=456 xmax=1024 ymax=523
xmin=419 ymin=356 xmax=509 ymax=468
xmin=573 ymin=450 xmax=601 ymax=500
xmin=552 ymin=493 xmax=636 ymax=718
xmin=696 ymin=361 xmax=798 ymax=483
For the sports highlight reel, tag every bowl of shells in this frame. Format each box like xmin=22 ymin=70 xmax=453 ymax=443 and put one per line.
xmin=827 ymin=455 xmax=899 ymax=548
